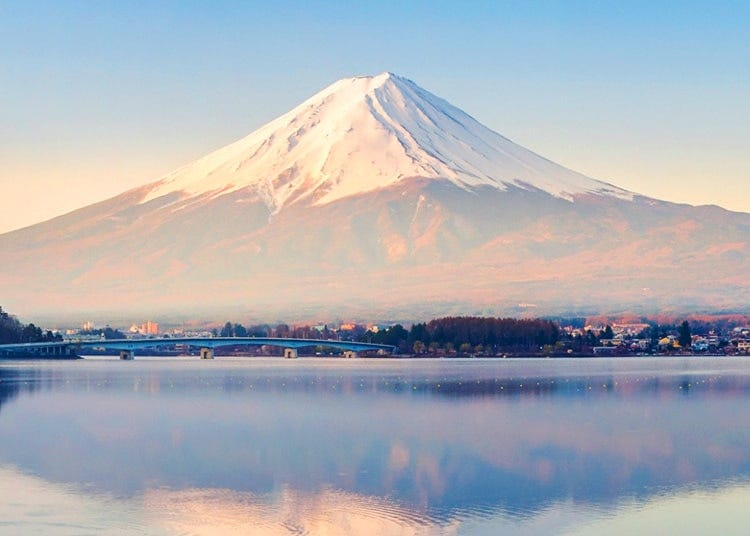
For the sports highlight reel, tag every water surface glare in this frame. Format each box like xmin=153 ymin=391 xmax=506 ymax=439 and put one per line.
xmin=1 ymin=357 xmax=749 ymax=535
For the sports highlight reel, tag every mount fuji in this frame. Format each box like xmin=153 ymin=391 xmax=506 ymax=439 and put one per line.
xmin=1 ymin=73 xmax=748 ymax=321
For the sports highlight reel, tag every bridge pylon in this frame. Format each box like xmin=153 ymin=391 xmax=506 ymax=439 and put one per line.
xmin=200 ymin=347 xmax=214 ymax=359
xmin=284 ymin=348 xmax=298 ymax=359
xmin=120 ymin=350 xmax=134 ymax=360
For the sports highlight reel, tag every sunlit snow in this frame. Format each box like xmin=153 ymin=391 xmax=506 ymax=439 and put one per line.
xmin=141 ymin=73 xmax=633 ymax=211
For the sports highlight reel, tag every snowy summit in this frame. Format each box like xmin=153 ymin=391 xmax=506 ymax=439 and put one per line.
xmin=142 ymin=72 xmax=633 ymax=212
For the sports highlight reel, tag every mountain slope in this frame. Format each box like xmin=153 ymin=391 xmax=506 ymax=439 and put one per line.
xmin=0 ymin=73 xmax=748 ymax=320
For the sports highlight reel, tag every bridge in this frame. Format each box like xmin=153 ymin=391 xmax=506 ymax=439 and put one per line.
xmin=0 ymin=337 xmax=395 ymax=360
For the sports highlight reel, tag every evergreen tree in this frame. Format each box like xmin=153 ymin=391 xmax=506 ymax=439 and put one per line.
xmin=220 ymin=322 xmax=234 ymax=337
xmin=649 ymin=324 xmax=660 ymax=349
xmin=678 ymin=321 xmax=692 ymax=348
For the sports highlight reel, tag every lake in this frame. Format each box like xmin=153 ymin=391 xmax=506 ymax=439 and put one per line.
xmin=1 ymin=356 xmax=749 ymax=535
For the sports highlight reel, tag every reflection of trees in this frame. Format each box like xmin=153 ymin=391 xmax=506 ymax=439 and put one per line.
xmin=0 ymin=368 xmax=42 ymax=414
xmin=176 ymin=372 xmax=750 ymax=401
xmin=0 ymin=375 xmax=22 ymax=412
xmin=416 ymin=374 xmax=750 ymax=399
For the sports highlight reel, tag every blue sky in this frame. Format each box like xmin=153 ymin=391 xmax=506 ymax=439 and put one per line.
xmin=1 ymin=1 xmax=748 ymax=232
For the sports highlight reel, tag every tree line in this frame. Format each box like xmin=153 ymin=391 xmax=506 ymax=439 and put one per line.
xmin=216 ymin=321 xmax=350 ymax=340
xmin=0 ymin=306 xmax=61 ymax=344
xmin=362 ymin=316 xmax=560 ymax=355
xmin=79 ymin=327 xmax=126 ymax=340
xmin=211 ymin=316 xmax=559 ymax=355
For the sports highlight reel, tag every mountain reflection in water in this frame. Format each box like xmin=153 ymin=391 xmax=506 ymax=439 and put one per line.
xmin=1 ymin=357 xmax=749 ymax=535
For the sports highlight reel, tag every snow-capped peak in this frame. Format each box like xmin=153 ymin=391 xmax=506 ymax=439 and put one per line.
xmin=141 ymin=72 xmax=633 ymax=210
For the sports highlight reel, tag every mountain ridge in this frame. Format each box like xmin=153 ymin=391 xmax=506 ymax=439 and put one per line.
xmin=0 ymin=73 xmax=747 ymax=320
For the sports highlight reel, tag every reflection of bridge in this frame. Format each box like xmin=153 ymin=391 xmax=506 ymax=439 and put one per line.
xmin=0 ymin=337 xmax=394 ymax=360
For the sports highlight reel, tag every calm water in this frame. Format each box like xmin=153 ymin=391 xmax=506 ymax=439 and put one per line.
xmin=1 ymin=357 xmax=750 ymax=535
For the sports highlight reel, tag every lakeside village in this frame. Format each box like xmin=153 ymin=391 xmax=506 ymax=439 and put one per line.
xmin=3 ymin=306 xmax=750 ymax=357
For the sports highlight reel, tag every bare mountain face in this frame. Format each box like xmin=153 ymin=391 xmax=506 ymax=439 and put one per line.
xmin=2 ymin=73 xmax=748 ymax=321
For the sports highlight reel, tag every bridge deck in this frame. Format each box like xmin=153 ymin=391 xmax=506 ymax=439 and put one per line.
xmin=0 ymin=337 xmax=394 ymax=357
